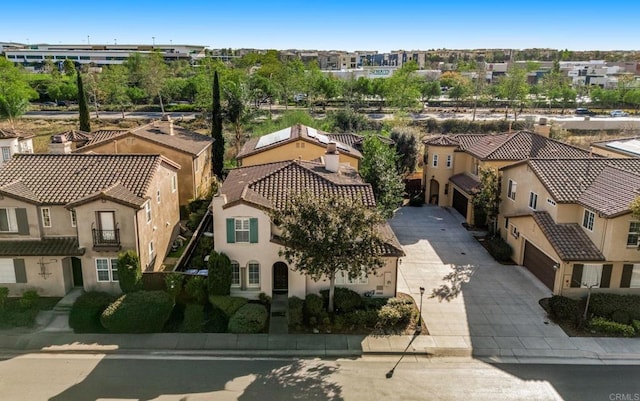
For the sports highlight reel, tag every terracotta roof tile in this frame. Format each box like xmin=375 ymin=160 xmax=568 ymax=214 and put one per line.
xmin=0 ymin=237 xmax=84 ymax=257
xmin=0 ymin=128 xmax=34 ymax=139
xmin=532 ymin=212 xmax=605 ymax=261
xmin=578 ymin=165 xmax=640 ymax=217
xmin=449 ymin=173 xmax=480 ymax=194
xmin=465 ymin=131 xmax=593 ymax=160
xmin=423 ymin=135 xmax=460 ymax=146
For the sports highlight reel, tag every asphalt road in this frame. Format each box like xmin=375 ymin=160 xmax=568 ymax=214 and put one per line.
xmin=23 ymin=111 xmax=198 ymax=120
xmin=0 ymin=353 xmax=637 ymax=401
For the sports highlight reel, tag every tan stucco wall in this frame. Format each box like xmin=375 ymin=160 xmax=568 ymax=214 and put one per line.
xmin=0 ymin=197 xmax=41 ymax=240
xmin=1 ymin=256 xmax=72 ymax=297
xmin=240 ymin=140 xmax=359 ymax=169
xmin=39 ymin=205 xmax=78 ymax=237
xmin=423 ymin=145 xmax=457 ymax=206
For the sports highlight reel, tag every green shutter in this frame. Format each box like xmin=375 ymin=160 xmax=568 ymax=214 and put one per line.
xmin=16 ymin=208 xmax=29 ymax=235
xmin=13 ymin=259 xmax=26 ymax=283
xmin=249 ymin=218 xmax=258 ymax=243
xmin=226 ymin=218 xmax=235 ymax=243
xmin=570 ymin=264 xmax=583 ymax=288
xmin=600 ymin=264 xmax=613 ymax=288
xmin=620 ymin=264 xmax=634 ymax=288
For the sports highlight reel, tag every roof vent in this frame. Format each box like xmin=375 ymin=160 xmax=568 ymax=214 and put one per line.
xmin=325 ymin=142 xmax=339 ymax=173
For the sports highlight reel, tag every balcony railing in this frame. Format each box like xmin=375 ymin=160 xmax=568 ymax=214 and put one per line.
xmin=92 ymin=226 xmax=121 ymax=248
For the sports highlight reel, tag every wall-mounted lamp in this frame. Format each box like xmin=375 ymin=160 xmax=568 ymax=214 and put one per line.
xmin=552 ymin=263 xmax=559 ymax=271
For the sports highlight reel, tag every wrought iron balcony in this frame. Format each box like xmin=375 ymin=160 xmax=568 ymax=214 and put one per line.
xmin=92 ymin=224 xmax=121 ymax=249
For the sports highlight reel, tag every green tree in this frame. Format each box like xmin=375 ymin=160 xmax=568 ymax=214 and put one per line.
xmin=141 ymin=51 xmax=169 ymax=113
xmin=273 ymin=191 xmax=386 ymax=312
xmin=419 ymin=79 xmax=441 ymax=105
xmin=223 ymin=71 xmax=252 ymax=155
xmin=207 ymin=250 xmax=232 ymax=296
xmin=623 ymin=89 xmax=640 ymax=112
xmin=471 ymin=167 xmax=501 ymax=234
xmin=0 ymin=59 xmax=38 ymax=125
xmin=360 ymin=135 xmax=405 ymax=218
xmin=591 ymin=87 xmax=620 ymax=109
xmin=385 ymin=61 xmax=421 ymax=110
xmin=212 ymin=70 xmax=224 ymax=178
xmin=76 ymin=68 xmax=91 ymax=132
xmin=116 ymin=250 xmax=143 ymax=293
xmin=390 ymin=129 xmax=419 ymax=176
xmin=496 ymin=66 xmax=530 ymax=121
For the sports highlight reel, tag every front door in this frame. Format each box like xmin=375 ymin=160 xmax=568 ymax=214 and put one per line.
xmin=429 ymin=179 xmax=440 ymax=205
xmin=71 ymin=257 xmax=83 ymax=287
xmin=273 ymin=262 xmax=288 ymax=293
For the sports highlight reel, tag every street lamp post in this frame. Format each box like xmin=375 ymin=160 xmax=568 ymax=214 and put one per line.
xmin=416 ymin=286 xmax=425 ymax=334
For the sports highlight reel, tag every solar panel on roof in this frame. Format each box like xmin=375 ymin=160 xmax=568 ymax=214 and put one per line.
xmin=255 ymin=127 xmax=292 ymax=149
xmin=306 ymin=127 xmax=350 ymax=152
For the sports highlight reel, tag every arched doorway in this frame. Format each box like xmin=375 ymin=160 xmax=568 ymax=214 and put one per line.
xmin=273 ymin=262 xmax=288 ymax=293
xmin=429 ymin=179 xmax=440 ymax=205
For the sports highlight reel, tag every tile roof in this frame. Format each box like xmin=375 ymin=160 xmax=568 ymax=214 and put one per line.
xmin=237 ymin=124 xmax=362 ymax=160
xmin=578 ymin=165 xmax=640 ymax=217
xmin=464 ymin=130 xmax=593 ymax=160
xmin=423 ymin=135 xmax=460 ymax=146
xmin=0 ymin=237 xmax=84 ymax=257
xmin=532 ymin=212 xmax=605 ymax=261
xmin=449 ymin=173 xmax=480 ymax=194
xmin=522 ymin=158 xmax=640 ymax=203
xmin=83 ymin=130 xmax=127 ymax=146
xmin=52 ymin=130 xmax=93 ymax=143
xmin=327 ymin=133 xmax=395 ymax=149
xmin=0 ymin=154 xmax=175 ymax=207
xmin=0 ymin=128 xmax=34 ymax=139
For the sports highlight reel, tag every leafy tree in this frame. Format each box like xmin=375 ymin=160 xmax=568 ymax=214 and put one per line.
xmin=212 ymin=71 xmax=225 ymax=178
xmin=591 ymin=87 xmax=620 ymax=109
xmin=76 ymin=68 xmax=91 ymax=132
xmin=623 ymin=89 xmax=640 ymax=112
xmin=207 ymin=250 xmax=232 ymax=296
xmin=223 ymin=72 xmax=252 ymax=155
xmin=98 ymin=65 xmax=131 ymax=118
xmin=360 ymin=135 xmax=405 ymax=218
xmin=140 ymin=51 xmax=169 ymax=113
xmin=273 ymin=191 xmax=386 ymax=312
xmin=496 ymin=66 xmax=530 ymax=120
xmin=441 ymin=72 xmax=472 ymax=106
xmin=390 ymin=129 xmax=419 ymax=176
xmin=471 ymin=167 xmax=501 ymax=234
xmin=0 ymin=58 xmax=38 ymax=125
xmin=419 ymin=79 xmax=441 ymax=104
xmin=117 ymin=250 xmax=143 ymax=293
xmin=385 ymin=61 xmax=421 ymax=110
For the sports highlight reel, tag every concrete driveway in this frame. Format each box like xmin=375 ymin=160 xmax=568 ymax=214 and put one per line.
xmin=390 ymin=205 xmax=569 ymax=354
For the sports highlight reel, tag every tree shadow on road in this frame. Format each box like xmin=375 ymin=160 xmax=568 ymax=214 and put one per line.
xmin=429 ymin=263 xmax=475 ymax=302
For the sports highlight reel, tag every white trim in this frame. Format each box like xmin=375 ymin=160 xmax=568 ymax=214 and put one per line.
xmin=0 ymin=208 xmax=18 ymax=232
xmin=95 ymin=257 xmax=118 ymax=282
xmin=582 ymin=209 xmax=595 ymax=231
xmin=230 ymin=261 xmax=240 ymax=288
xmin=247 ymin=261 xmax=260 ymax=288
xmin=528 ymin=192 xmax=538 ymax=210
xmin=70 ymin=210 xmax=77 ymax=228
xmin=145 ymin=201 xmax=152 ymax=223
xmin=41 ymin=207 xmax=52 ymax=228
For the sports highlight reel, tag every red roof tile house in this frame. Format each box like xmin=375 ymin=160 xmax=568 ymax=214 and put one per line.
xmin=0 ymin=154 xmax=180 ymax=296
xmin=499 ymin=158 xmax=640 ymax=296
xmin=210 ymin=153 xmax=404 ymax=300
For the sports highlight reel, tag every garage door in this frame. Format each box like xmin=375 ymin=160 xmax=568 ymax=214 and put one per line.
xmin=523 ymin=241 xmax=556 ymax=290
xmin=452 ymin=189 xmax=468 ymax=219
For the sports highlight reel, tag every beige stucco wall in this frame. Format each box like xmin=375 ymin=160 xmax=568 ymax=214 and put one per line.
xmin=0 ymin=197 xmax=40 ymax=239
xmin=240 ymin=140 xmax=359 ymax=169
xmin=423 ymin=145 xmax=457 ymax=206
xmin=0 ymin=256 xmax=72 ymax=297
xmin=39 ymin=205 xmax=78 ymax=237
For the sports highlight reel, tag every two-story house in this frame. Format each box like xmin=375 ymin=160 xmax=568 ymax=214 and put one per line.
xmin=0 ymin=128 xmax=34 ymax=165
xmin=499 ymin=158 xmax=640 ymax=296
xmin=236 ymin=124 xmax=362 ymax=169
xmin=72 ymin=116 xmax=213 ymax=207
xmin=0 ymin=154 xmax=180 ymax=296
xmin=211 ymin=148 xmax=404 ymax=300
xmin=422 ymin=131 xmax=594 ymax=224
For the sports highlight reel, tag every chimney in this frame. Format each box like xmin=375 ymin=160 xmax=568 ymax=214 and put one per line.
xmin=159 ymin=114 xmax=174 ymax=136
xmin=325 ymin=142 xmax=339 ymax=173
xmin=49 ymin=134 xmax=72 ymax=154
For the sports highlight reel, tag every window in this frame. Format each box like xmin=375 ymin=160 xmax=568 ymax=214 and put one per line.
xmin=231 ymin=261 xmax=240 ymax=287
xmin=149 ymin=241 xmax=155 ymax=258
xmin=96 ymin=258 xmax=118 ymax=282
xmin=432 ymin=154 xmax=438 ymax=167
xmin=629 ymin=264 xmax=640 ymax=288
xmin=145 ymin=201 xmax=152 ymax=223
xmin=510 ymin=224 xmax=519 ymax=239
xmin=582 ymin=209 xmax=595 ymax=231
xmin=0 ymin=208 xmax=18 ymax=232
xmin=581 ymin=264 xmax=603 ymax=288
xmin=335 ymin=270 xmax=368 ymax=285
xmin=446 ymin=155 xmax=452 ymax=168
xmin=70 ymin=210 xmax=77 ymax=228
xmin=248 ymin=262 xmax=260 ymax=287
xmin=472 ymin=159 xmax=480 ymax=175
xmin=528 ymin=192 xmax=538 ymax=210
xmin=156 ymin=190 xmax=161 ymax=204
xmin=547 ymin=198 xmax=557 ymax=207
xmin=235 ymin=218 xmax=250 ymax=243
xmin=0 ymin=259 xmax=16 ymax=283
xmin=1 ymin=147 xmax=10 ymax=162
xmin=171 ymin=174 xmax=177 ymax=192
xmin=504 ymin=217 xmax=509 ymax=230
xmin=627 ymin=222 xmax=640 ymax=247
xmin=507 ymin=180 xmax=517 ymax=200
xmin=41 ymin=207 xmax=51 ymax=228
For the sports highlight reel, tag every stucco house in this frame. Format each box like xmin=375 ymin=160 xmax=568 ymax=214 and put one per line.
xmin=0 ymin=128 xmax=34 ymax=166
xmin=421 ymin=130 xmax=594 ymax=224
xmin=236 ymin=124 xmax=362 ymax=169
xmin=72 ymin=116 xmax=213 ymax=207
xmin=0 ymin=153 xmax=180 ymax=296
xmin=499 ymin=158 xmax=640 ymax=296
xmin=211 ymin=147 xmax=404 ymax=300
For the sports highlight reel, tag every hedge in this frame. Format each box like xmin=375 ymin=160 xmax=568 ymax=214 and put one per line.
xmin=589 ymin=317 xmax=635 ymax=337
xmin=304 ymin=294 xmax=325 ymax=324
xmin=180 ymin=304 xmax=204 ymax=333
xmin=69 ymin=291 xmax=116 ymax=333
xmin=549 ymin=295 xmax=579 ymax=321
xmin=288 ymin=296 xmax=304 ymax=328
xmin=588 ymin=294 xmax=640 ymax=321
xmin=101 ymin=290 xmax=175 ymax=333
xmin=209 ymin=295 xmax=248 ymax=318
xmin=377 ymin=297 xmax=413 ymax=328
xmin=205 ymin=305 xmax=229 ymax=333
xmin=485 ymin=237 xmax=512 ymax=262
xmin=320 ymin=287 xmax=363 ymax=313
xmin=227 ymin=303 xmax=268 ymax=334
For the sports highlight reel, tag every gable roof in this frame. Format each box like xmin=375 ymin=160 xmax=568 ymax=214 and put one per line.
xmin=237 ymin=124 xmax=362 ymax=160
xmin=0 ymin=128 xmax=34 ymax=140
xmin=578 ymin=165 xmax=640 ymax=217
xmin=327 ymin=133 xmax=394 ymax=149
xmin=78 ymin=122 xmax=213 ymax=156
xmin=52 ymin=130 xmax=93 ymax=143
xmin=0 ymin=154 xmax=178 ymax=207
xmin=532 ymin=212 xmax=605 ymax=261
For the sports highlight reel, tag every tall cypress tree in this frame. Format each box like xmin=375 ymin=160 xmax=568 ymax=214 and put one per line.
xmin=76 ymin=68 xmax=91 ymax=132
xmin=212 ymin=70 xmax=224 ymax=178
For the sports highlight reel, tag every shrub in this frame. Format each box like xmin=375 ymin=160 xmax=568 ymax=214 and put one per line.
xmin=18 ymin=289 xmax=39 ymax=309
xmin=485 ymin=237 xmax=512 ymax=262
xmin=632 ymin=320 xmax=640 ymax=334
xmin=377 ymin=297 xmax=413 ymax=328
xmin=589 ymin=317 xmax=635 ymax=337
xmin=304 ymin=293 xmax=325 ymax=323
xmin=0 ymin=287 xmax=9 ymax=309
xmin=209 ymin=295 xmax=248 ymax=318
xmin=180 ymin=304 xmax=204 ymax=333
xmin=611 ymin=310 xmax=631 ymax=325
xmin=227 ymin=303 xmax=268 ymax=334
xmin=117 ymin=250 xmax=143 ymax=293
xmin=589 ymin=294 xmax=640 ymax=321
xmin=69 ymin=291 xmax=116 ymax=333
xmin=288 ymin=296 xmax=304 ymax=328
xmin=344 ymin=309 xmax=379 ymax=328
xmin=258 ymin=292 xmax=272 ymax=306
xmin=101 ymin=290 xmax=175 ymax=333
xmin=205 ymin=305 xmax=229 ymax=333
xmin=549 ymin=295 xmax=579 ymax=321
xmin=333 ymin=287 xmax=363 ymax=313
xmin=185 ymin=276 xmax=207 ymax=304
xmin=164 ymin=273 xmax=184 ymax=299
xmin=207 ymin=251 xmax=232 ymax=296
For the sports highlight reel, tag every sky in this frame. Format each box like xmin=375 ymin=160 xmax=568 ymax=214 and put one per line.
xmin=2 ymin=1 xmax=639 ymax=52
